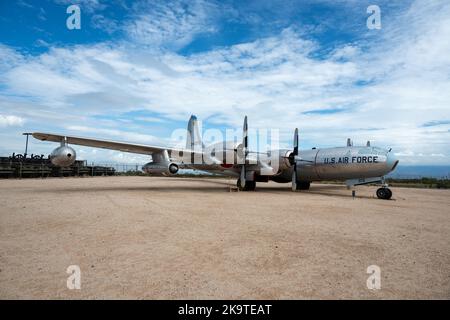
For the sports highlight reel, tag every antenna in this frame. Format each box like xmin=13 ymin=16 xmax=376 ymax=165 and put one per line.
xmin=347 ymin=138 xmax=353 ymax=147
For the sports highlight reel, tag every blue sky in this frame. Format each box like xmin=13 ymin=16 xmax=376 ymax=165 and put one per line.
xmin=0 ymin=0 xmax=449 ymax=165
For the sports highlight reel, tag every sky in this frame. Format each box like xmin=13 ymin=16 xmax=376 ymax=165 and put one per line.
xmin=0 ymin=0 xmax=449 ymax=165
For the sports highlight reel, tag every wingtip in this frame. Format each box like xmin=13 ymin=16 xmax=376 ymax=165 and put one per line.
xmin=31 ymin=132 xmax=46 ymax=141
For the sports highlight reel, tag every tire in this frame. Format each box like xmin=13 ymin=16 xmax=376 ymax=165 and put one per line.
xmin=376 ymin=187 xmax=392 ymax=200
xmin=385 ymin=188 xmax=392 ymax=199
xmin=237 ymin=179 xmax=256 ymax=191
xmin=296 ymin=181 xmax=311 ymax=190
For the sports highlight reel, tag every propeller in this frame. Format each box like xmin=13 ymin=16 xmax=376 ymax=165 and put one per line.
xmin=290 ymin=128 xmax=299 ymax=191
xmin=240 ymin=116 xmax=248 ymax=189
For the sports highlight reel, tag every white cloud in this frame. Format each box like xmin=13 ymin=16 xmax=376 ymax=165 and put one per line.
xmin=65 ymin=125 xmax=160 ymax=145
xmin=124 ymin=0 xmax=219 ymax=49
xmin=1 ymin=0 xmax=450 ymax=164
xmin=53 ymin=0 xmax=106 ymax=13
xmin=0 ymin=115 xmax=25 ymax=127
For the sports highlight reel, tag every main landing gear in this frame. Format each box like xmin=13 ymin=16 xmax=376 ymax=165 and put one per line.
xmin=237 ymin=179 xmax=256 ymax=191
xmin=294 ymin=181 xmax=311 ymax=190
xmin=376 ymin=187 xmax=392 ymax=200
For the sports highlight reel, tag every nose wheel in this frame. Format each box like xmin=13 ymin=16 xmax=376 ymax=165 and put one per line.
xmin=376 ymin=187 xmax=392 ymax=200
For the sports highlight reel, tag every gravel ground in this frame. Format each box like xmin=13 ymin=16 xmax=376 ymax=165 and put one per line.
xmin=0 ymin=176 xmax=449 ymax=299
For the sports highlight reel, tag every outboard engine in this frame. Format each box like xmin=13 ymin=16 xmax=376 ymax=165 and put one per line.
xmin=168 ymin=163 xmax=179 ymax=174
xmin=50 ymin=145 xmax=76 ymax=167
xmin=143 ymin=162 xmax=179 ymax=176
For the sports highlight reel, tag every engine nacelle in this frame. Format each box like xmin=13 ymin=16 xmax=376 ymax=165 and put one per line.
xmin=281 ymin=150 xmax=294 ymax=170
xmin=143 ymin=162 xmax=179 ymax=176
xmin=265 ymin=150 xmax=293 ymax=173
xmin=50 ymin=146 xmax=76 ymax=167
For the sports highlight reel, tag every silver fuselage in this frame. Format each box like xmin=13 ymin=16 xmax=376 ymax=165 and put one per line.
xmin=180 ymin=144 xmax=399 ymax=183
xmin=278 ymin=146 xmax=398 ymax=182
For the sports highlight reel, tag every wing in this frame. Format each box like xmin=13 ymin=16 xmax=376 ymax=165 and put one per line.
xmin=32 ymin=132 xmax=193 ymax=158
xmin=33 ymin=132 xmax=278 ymax=174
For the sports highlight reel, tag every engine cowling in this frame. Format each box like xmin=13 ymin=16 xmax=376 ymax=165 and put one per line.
xmin=267 ymin=150 xmax=293 ymax=172
xmin=50 ymin=146 xmax=76 ymax=167
xmin=168 ymin=163 xmax=179 ymax=174
xmin=142 ymin=162 xmax=179 ymax=176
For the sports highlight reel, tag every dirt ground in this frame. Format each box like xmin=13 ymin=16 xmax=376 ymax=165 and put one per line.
xmin=0 ymin=176 xmax=449 ymax=299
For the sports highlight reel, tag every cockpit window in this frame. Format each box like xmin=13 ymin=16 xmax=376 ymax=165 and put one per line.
xmin=391 ymin=160 xmax=399 ymax=171
xmin=371 ymin=147 xmax=385 ymax=154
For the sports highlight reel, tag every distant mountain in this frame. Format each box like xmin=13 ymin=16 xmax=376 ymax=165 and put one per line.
xmin=388 ymin=165 xmax=450 ymax=179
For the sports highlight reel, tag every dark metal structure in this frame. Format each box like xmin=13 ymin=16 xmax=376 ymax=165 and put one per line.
xmin=0 ymin=153 xmax=115 ymax=178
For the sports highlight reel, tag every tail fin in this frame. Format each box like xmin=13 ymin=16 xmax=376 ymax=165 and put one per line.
xmin=186 ymin=115 xmax=204 ymax=150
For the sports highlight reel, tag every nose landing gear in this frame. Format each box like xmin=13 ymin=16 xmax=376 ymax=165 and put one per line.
xmin=237 ymin=178 xmax=256 ymax=191
xmin=346 ymin=177 xmax=394 ymax=200
xmin=376 ymin=187 xmax=392 ymax=200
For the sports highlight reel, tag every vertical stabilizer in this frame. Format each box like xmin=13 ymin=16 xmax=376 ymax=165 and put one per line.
xmin=186 ymin=115 xmax=204 ymax=150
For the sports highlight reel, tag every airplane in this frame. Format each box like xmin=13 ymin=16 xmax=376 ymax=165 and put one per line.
xmin=31 ymin=115 xmax=399 ymax=199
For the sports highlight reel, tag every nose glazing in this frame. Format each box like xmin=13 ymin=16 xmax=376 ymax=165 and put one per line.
xmin=386 ymin=151 xmax=399 ymax=172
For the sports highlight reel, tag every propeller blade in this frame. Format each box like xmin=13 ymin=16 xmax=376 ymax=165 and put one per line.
xmin=291 ymin=128 xmax=298 ymax=191
xmin=288 ymin=128 xmax=299 ymax=166
xmin=239 ymin=115 xmax=248 ymax=189
xmin=291 ymin=165 xmax=297 ymax=191
xmin=293 ymin=128 xmax=298 ymax=156
xmin=240 ymin=165 xmax=246 ymax=188
xmin=243 ymin=115 xmax=248 ymax=157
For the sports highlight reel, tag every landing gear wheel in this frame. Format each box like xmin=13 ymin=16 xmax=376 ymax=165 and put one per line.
xmin=237 ymin=179 xmax=256 ymax=191
xmin=295 ymin=181 xmax=311 ymax=190
xmin=376 ymin=187 xmax=392 ymax=200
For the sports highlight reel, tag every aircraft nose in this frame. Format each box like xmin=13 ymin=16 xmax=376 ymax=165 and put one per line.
xmin=386 ymin=151 xmax=399 ymax=172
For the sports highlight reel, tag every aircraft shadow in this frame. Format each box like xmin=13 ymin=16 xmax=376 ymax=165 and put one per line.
xmin=257 ymin=184 xmax=378 ymax=200
xmin=34 ymin=185 xmax=231 ymax=194
xmin=33 ymin=178 xmax=380 ymax=199
xmin=33 ymin=178 xmax=236 ymax=194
